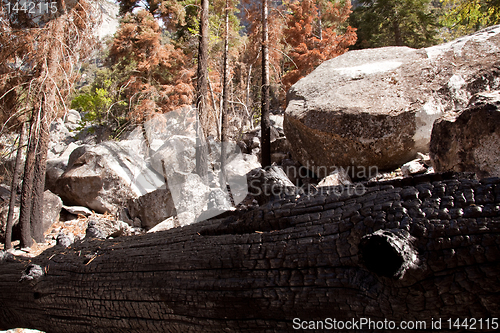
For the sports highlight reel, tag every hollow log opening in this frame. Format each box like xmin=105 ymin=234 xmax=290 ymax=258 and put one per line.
xmin=359 ymin=229 xmax=417 ymax=278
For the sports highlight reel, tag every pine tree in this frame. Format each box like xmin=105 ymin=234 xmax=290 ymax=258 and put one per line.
xmin=350 ymin=0 xmax=439 ymax=49
xmin=440 ymin=0 xmax=500 ymax=38
xmin=261 ymin=0 xmax=272 ymax=168
xmin=108 ymin=10 xmax=194 ymax=123
xmin=283 ymin=0 xmax=357 ymax=90
xmin=241 ymin=0 xmax=287 ymax=120
xmin=4 ymin=122 xmax=25 ymax=250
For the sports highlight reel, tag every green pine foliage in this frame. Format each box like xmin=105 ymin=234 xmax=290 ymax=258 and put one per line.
xmin=71 ymin=65 xmax=132 ymax=135
xmin=350 ymin=0 xmax=440 ymax=49
xmin=440 ymin=0 xmax=500 ymax=38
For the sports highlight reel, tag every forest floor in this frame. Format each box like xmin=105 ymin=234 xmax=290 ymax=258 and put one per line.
xmin=0 ymin=216 xmax=89 ymax=257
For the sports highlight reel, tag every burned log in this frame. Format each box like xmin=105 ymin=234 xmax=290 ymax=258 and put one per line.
xmin=0 ymin=173 xmax=499 ymax=332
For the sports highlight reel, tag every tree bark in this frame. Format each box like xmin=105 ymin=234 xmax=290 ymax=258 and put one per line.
xmin=195 ymin=0 xmax=210 ymax=182
xmin=393 ymin=19 xmax=403 ymax=46
xmin=30 ymin=108 xmax=50 ymax=243
xmin=207 ymin=77 xmax=220 ymax=139
xmin=220 ymin=0 xmax=230 ymax=188
xmin=18 ymin=110 xmax=39 ymax=248
xmin=0 ymin=174 xmax=499 ymax=332
xmin=261 ymin=0 xmax=271 ymax=168
xmin=246 ymin=62 xmax=254 ymax=129
xmin=318 ymin=1 xmax=323 ymax=41
xmin=4 ymin=122 xmax=25 ymax=250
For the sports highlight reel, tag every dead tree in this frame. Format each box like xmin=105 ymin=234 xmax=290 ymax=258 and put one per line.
xmin=0 ymin=173 xmax=499 ymax=332
xmin=260 ymin=0 xmax=271 ymax=168
xmin=195 ymin=0 xmax=210 ymax=181
xmin=4 ymin=122 xmax=25 ymax=250
xmin=220 ymin=0 xmax=231 ymax=188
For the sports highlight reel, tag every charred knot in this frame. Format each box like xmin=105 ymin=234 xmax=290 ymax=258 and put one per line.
xmin=19 ymin=264 xmax=44 ymax=283
xmin=359 ymin=229 xmax=418 ymax=279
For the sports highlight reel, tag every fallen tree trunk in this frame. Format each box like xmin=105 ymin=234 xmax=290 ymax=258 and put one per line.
xmin=1 ymin=173 xmax=500 ymax=332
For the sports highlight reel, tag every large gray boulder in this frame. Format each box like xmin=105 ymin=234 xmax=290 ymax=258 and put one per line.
xmin=53 ymin=141 xmax=164 ymax=214
xmin=284 ymin=25 xmax=500 ymax=178
xmin=45 ymin=142 xmax=81 ymax=192
xmin=42 ymin=190 xmax=63 ymax=232
xmin=127 ymin=189 xmax=177 ymax=230
xmin=430 ymin=90 xmax=500 ymax=178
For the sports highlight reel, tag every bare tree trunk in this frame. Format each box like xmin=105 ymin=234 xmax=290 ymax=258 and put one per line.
xmin=18 ymin=110 xmax=40 ymax=248
xmin=318 ymin=1 xmax=323 ymax=41
xmin=195 ymin=0 xmax=209 ymax=181
xmin=220 ymin=0 xmax=230 ymax=188
xmin=261 ymin=0 xmax=271 ymax=168
xmin=246 ymin=63 xmax=254 ymax=129
xmin=4 ymin=122 xmax=25 ymax=250
xmin=30 ymin=109 xmax=50 ymax=243
xmin=393 ymin=19 xmax=403 ymax=46
xmin=207 ymin=77 xmax=220 ymax=139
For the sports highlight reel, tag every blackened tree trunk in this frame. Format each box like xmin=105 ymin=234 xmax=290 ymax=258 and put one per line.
xmin=195 ymin=0 xmax=210 ymax=181
xmin=0 ymin=174 xmax=499 ymax=332
xmin=30 ymin=109 xmax=50 ymax=243
xmin=220 ymin=0 xmax=230 ymax=188
xmin=18 ymin=110 xmax=39 ymax=248
xmin=4 ymin=122 xmax=25 ymax=250
xmin=260 ymin=0 xmax=271 ymax=168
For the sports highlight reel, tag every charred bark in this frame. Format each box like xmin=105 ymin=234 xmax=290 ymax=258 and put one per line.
xmin=18 ymin=110 xmax=39 ymax=248
xmin=4 ymin=122 xmax=25 ymax=250
xmin=30 ymin=109 xmax=50 ymax=243
xmin=0 ymin=173 xmax=499 ymax=332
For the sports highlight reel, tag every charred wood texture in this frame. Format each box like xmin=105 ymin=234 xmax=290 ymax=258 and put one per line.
xmin=0 ymin=173 xmax=499 ymax=332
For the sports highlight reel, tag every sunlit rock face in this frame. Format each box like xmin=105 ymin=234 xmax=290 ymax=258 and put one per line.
xmin=284 ymin=25 xmax=500 ymax=178
xmin=430 ymin=90 xmax=500 ymax=179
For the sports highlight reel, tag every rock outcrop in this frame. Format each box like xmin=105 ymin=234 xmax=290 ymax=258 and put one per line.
xmin=284 ymin=25 xmax=500 ymax=178
xmin=430 ymin=90 xmax=500 ymax=178
xmin=53 ymin=142 xmax=164 ymax=214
